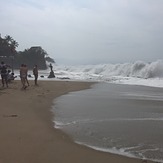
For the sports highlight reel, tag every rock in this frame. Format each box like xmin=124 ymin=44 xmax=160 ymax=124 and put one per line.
xmin=48 ymin=71 xmax=55 ymax=78
xmin=28 ymin=74 xmax=32 ymax=78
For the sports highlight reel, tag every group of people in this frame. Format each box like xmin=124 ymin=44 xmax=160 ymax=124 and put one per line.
xmin=19 ymin=64 xmax=38 ymax=89
xmin=0 ymin=61 xmax=38 ymax=89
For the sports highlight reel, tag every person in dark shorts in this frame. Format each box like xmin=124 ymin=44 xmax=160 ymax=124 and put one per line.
xmin=0 ymin=61 xmax=9 ymax=87
xmin=33 ymin=65 xmax=38 ymax=85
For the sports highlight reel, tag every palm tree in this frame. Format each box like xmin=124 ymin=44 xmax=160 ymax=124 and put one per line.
xmin=11 ymin=40 xmax=19 ymax=48
xmin=4 ymin=35 xmax=18 ymax=53
xmin=5 ymin=35 xmax=13 ymax=44
xmin=10 ymin=40 xmax=19 ymax=53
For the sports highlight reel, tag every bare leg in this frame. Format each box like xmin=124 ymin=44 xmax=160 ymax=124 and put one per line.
xmin=26 ymin=78 xmax=30 ymax=86
xmin=2 ymin=78 xmax=4 ymax=87
xmin=1 ymin=75 xmax=5 ymax=87
xmin=34 ymin=75 xmax=38 ymax=85
xmin=21 ymin=78 xmax=26 ymax=89
xmin=4 ymin=76 xmax=8 ymax=87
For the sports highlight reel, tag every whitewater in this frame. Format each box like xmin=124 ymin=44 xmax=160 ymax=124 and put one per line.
xmin=52 ymin=60 xmax=163 ymax=88
xmin=13 ymin=60 xmax=163 ymax=88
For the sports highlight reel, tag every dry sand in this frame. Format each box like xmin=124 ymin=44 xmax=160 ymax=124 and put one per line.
xmin=0 ymin=80 xmax=156 ymax=163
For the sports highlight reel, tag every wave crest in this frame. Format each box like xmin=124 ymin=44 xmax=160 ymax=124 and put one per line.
xmin=58 ymin=60 xmax=163 ymax=79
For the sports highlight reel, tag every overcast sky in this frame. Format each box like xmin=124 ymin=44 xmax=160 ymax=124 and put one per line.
xmin=1 ymin=0 xmax=163 ymax=65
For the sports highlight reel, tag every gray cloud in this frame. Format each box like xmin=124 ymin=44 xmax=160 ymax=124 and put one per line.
xmin=1 ymin=0 xmax=163 ymax=65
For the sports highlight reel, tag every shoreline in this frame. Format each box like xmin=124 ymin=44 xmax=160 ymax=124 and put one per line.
xmin=0 ymin=80 xmax=156 ymax=163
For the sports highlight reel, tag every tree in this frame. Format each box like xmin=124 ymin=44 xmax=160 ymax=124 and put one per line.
xmin=5 ymin=35 xmax=13 ymax=44
xmin=0 ymin=35 xmax=55 ymax=69
xmin=11 ymin=40 xmax=19 ymax=51
xmin=14 ymin=46 xmax=51 ymax=69
xmin=5 ymin=35 xmax=19 ymax=53
xmin=0 ymin=35 xmax=18 ymax=57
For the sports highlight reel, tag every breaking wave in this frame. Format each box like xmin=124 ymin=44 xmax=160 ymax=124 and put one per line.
xmin=56 ymin=60 xmax=163 ymax=79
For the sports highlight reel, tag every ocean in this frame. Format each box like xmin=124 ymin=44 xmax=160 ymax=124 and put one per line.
xmin=52 ymin=83 xmax=163 ymax=163
xmin=15 ymin=59 xmax=163 ymax=88
xmin=15 ymin=60 xmax=163 ymax=162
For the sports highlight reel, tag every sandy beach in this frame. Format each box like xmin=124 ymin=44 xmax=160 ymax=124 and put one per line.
xmin=0 ymin=80 xmax=156 ymax=163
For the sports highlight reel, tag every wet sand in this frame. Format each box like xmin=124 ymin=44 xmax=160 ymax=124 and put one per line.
xmin=0 ymin=80 xmax=155 ymax=163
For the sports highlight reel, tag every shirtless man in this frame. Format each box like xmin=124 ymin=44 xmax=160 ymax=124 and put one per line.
xmin=24 ymin=64 xmax=29 ymax=86
xmin=20 ymin=64 xmax=28 ymax=89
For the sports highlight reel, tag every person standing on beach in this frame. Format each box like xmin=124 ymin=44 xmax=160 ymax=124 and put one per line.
xmin=0 ymin=61 xmax=9 ymax=88
xmin=33 ymin=65 xmax=38 ymax=85
xmin=24 ymin=64 xmax=29 ymax=86
xmin=20 ymin=64 xmax=28 ymax=89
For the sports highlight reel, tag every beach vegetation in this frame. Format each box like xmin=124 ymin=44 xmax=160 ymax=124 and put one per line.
xmin=0 ymin=34 xmax=55 ymax=69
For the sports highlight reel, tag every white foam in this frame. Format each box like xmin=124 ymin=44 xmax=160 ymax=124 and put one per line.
xmin=53 ymin=118 xmax=96 ymax=128
xmin=54 ymin=60 xmax=163 ymax=88
xmin=75 ymin=141 xmax=138 ymax=159
xmin=53 ymin=117 xmax=163 ymax=130
xmin=12 ymin=60 xmax=163 ymax=88
xmin=75 ymin=141 xmax=163 ymax=163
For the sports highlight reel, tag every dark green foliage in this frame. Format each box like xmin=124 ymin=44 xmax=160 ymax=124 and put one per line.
xmin=15 ymin=47 xmax=48 ymax=69
xmin=0 ymin=35 xmax=55 ymax=69
xmin=0 ymin=35 xmax=18 ymax=57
